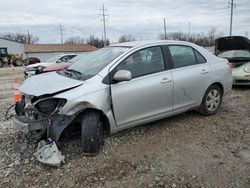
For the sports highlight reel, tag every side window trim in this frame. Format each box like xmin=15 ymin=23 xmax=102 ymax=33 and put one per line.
xmin=193 ymin=49 xmax=207 ymax=64
xmin=161 ymin=45 xmax=174 ymax=70
xmin=192 ymin=48 xmax=199 ymax=65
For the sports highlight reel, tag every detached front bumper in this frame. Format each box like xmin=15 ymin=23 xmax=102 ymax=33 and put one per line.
xmin=13 ymin=116 xmax=47 ymax=140
xmin=13 ymin=114 xmax=78 ymax=142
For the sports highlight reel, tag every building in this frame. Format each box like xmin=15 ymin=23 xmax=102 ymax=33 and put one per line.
xmin=0 ymin=37 xmax=97 ymax=62
xmin=24 ymin=44 xmax=97 ymax=61
xmin=0 ymin=37 xmax=24 ymax=55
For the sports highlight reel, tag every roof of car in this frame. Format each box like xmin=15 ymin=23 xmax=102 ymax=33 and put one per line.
xmin=110 ymin=40 xmax=194 ymax=48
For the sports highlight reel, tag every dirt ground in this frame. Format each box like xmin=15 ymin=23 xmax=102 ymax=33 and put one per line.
xmin=0 ymin=67 xmax=249 ymax=188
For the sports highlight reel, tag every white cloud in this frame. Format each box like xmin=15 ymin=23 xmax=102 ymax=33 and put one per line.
xmin=0 ymin=0 xmax=249 ymax=43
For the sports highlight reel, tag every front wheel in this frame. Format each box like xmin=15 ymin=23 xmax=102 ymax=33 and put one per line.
xmin=198 ymin=85 xmax=222 ymax=116
xmin=81 ymin=110 xmax=104 ymax=155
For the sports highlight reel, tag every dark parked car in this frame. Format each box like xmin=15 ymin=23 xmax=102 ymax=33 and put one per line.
xmin=24 ymin=57 xmax=41 ymax=66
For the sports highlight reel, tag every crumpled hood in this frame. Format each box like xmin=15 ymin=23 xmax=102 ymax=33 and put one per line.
xmin=20 ymin=71 xmax=84 ymax=97
xmin=215 ymin=36 xmax=250 ymax=55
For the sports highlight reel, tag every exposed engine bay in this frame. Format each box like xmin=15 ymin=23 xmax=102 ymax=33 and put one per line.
xmin=13 ymin=94 xmax=78 ymax=142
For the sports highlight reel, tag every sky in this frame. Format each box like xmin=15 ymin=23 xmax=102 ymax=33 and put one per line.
xmin=0 ymin=0 xmax=249 ymax=43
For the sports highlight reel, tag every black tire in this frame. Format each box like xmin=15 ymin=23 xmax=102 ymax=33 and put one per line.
xmin=0 ymin=59 xmax=3 ymax=68
xmin=198 ymin=85 xmax=222 ymax=116
xmin=14 ymin=58 xmax=24 ymax=66
xmin=81 ymin=110 xmax=104 ymax=155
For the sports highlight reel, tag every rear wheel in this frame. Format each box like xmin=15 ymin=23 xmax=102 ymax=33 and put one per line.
xmin=81 ymin=110 xmax=104 ymax=155
xmin=14 ymin=58 xmax=24 ymax=66
xmin=198 ymin=85 xmax=222 ymax=116
xmin=0 ymin=59 xmax=3 ymax=68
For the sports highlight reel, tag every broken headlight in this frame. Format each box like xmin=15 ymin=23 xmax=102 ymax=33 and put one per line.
xmin=15 ymin=96 xmax=26 ymax=116
xmin=34 ymin=98 xmax=67 ymax=116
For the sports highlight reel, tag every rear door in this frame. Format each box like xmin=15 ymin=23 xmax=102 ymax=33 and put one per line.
xmin=164 ymin=45 xmax=211 ymax=111
xmin=110 ymin=46 xmax=173 ymax=127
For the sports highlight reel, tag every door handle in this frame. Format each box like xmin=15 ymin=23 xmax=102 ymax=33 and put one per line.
xmin=161 ymin=77 xmax=172 ymax=83
xmin=201 ymin=69 xmax=209 ymax=74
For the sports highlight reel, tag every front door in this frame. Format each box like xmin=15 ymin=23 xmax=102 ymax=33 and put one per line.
xmin=110 ymin=46 xmax=173 ymax=127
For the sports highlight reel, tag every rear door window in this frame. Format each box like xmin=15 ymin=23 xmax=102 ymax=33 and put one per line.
xmin=168 ymin=46 xmax=197 ymax=68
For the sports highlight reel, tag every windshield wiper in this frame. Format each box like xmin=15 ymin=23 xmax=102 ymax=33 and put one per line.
xmin=66 ymin=69 xmax=82 ymax=75
xmin=64 ymin=68 xmax=82 ymax=79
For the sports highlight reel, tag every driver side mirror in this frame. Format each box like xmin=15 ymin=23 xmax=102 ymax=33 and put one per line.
xmin=113 ymin=70 xmax=132 ymax=82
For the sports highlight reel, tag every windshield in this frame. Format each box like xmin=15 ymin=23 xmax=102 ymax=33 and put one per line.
xmin=46 ymin=55 xmax=62 ymax=62
xmin=218 ymin=50 xmax=250 ymax=58
xmin=69 ymin=53 xmax=90 ymax=63
xmin=67 ymin=47 xmax=130 ymax=79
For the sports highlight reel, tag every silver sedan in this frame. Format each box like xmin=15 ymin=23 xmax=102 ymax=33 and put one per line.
xmin=14 ymin=40 xmax=232 ymax=155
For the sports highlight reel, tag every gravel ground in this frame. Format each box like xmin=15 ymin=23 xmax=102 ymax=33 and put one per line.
xmin=0 ymin=67 xmax=249 ymax=188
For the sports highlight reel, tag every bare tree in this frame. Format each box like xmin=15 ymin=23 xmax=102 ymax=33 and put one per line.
xmin=64 ymin=36 xmax=85 ymax=44
xmin=158 ymin=28 xmax=224 ymax=47
xmin=86 ymin=35 xmax=110 ymax=48
xmin=1 ymin=32 xmax=39 ymax=44
xmin=118 ymin=34 xmax=136 ymax=43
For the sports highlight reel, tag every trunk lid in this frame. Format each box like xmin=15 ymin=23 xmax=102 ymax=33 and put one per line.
xmin=215 ymin=36 xmax=250 ymax=55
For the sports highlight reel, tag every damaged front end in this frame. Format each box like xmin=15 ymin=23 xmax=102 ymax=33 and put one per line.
xmin=12 ymin=71 xmax=85 ymax=142
xmin=13 ymin=94 xmax=74 ymax=141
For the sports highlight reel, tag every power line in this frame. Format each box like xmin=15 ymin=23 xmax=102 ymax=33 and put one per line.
xmin=228 ymin=0 xmax=236 ymax=36
xmin=59 ymin=24 xmax=64 ymax=44
xmin=99 ymin=4 xmax=109 ymax=47
xmin=27 ymin=30 xmax=30 ymax=44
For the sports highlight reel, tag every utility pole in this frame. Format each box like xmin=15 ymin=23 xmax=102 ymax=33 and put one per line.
xmin=99 ymin=4 xmax=109 ymax=47
xmin=59 ymin=24 xmax=64 ymax=44
xmin=163 ymin=18 xmax=167 ymax=40
xmin=188 ymin=22 xmax=191 ymax=41
xmin=27 ymin=30 xmax=31 ymax=44
xmin=228 ymin=0 xmax=236 ymax=36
